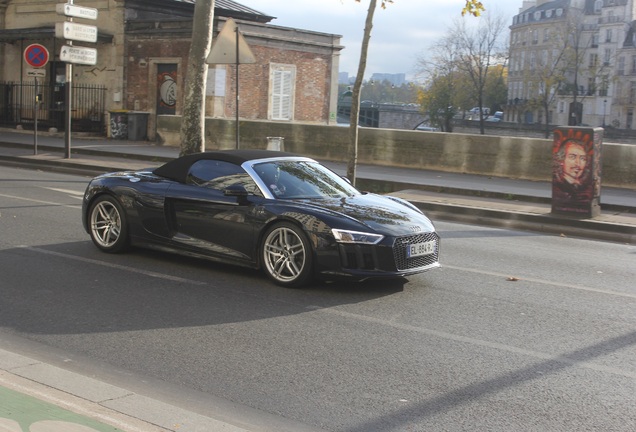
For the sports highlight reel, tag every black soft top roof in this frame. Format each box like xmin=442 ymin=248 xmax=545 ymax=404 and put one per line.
xmin=153 ymin=149 xmax=298 ymax=183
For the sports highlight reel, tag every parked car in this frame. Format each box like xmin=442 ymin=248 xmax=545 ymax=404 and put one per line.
xmin=82 ymin=150 xmax=441 ymax=287
xmin=486 ymin=111 xmax=504 ymax=122
xmin=415 ymin=124 xmax=439 ymax=131
xmin=469 ymin=107 xmax=490 ymax=115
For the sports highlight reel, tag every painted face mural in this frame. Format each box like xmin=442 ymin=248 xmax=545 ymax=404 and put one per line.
xmin=561 ymin=140 xmax=588 ymax=185
xmin=551 ymin=128 xmax=598 ymax=214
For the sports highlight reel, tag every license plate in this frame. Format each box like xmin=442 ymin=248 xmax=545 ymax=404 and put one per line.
xmin=406 ymin=240 xmax=435 ymax=258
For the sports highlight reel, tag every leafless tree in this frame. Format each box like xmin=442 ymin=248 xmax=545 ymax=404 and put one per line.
xmin=451 ymin=13 xmax=508 ymax=134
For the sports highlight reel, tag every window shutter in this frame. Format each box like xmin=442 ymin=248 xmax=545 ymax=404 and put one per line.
xmin=270 ymin=65 xmax=295 ymax=121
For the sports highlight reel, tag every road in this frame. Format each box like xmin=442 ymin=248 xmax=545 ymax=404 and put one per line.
xmin=1 ymin=166 xmax=635 ymax=432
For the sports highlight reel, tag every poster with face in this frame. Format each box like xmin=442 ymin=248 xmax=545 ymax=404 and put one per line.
xmin=551 ymin=127 xmax=602 ymax=217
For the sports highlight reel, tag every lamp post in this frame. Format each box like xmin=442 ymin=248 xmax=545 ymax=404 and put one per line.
xmin=603 ymin=99 xmax=607 ymax=127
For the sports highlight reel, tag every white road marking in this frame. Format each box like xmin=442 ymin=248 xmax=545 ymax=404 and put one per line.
xmin=443 ymin=263 xmax=636 ymax=299
xmin=23 ymin=246 xmax=208 ymax=286
xmin=0 ymin=193 xmax=82 ymax=209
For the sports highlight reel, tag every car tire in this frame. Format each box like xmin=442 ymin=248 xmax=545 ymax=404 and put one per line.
xmin=261 ymin=222 xmax=313 ymax=288
xmin=88 ymin=195 xmax=130 ymax=253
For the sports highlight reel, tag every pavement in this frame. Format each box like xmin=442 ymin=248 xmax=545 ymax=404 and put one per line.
xmin=0 ymin=127 xmax=635 ymax=431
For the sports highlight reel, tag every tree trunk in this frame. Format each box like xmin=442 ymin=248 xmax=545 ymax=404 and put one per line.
xmin=347 ymin=0 xmax=377 ymax=186
xmin=179 ymin=0 xmax=215 ymax=156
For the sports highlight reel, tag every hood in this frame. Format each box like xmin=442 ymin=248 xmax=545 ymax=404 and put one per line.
xmin=297 ymin=193 xmax=435 ymax=236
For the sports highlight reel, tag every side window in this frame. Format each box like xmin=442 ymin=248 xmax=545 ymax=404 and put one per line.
xmin=186 ymin=160 xmax=261 ymax=195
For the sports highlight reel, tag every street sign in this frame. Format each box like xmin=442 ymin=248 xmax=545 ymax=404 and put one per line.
xmin=27 ymin=68 xmax=46 ymax=77
xmin=207 ymin=18 xmax=256 ymax=64
xmin=56 ymin=22 xmax=98 ymax=43
xmin=56 ymin=3 xmax=98 ymax=20
xmin=24 ymin=44 xmax=50 ymax=68
xmin=60 ymin=45 xmax=97 ymax=65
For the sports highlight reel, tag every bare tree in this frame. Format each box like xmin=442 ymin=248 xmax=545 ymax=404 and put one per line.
xmin=452 ymin=13 xmax=508 ymax=134
xmin=346 ymin=0 xmax=485 ymax=184
xmin=346 ymin=0 xmax=379 ymax=184
xmin=416 ymin=36 xmax=472 ymax=132
xmin=179 ymin=0 xmax=215 ymax=156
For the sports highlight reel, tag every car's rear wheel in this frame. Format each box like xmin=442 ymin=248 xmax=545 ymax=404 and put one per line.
xmin=261 ymin=222 xmax=313 ymax=287
xmin=88 ymin=195 xmax=129 ymax=253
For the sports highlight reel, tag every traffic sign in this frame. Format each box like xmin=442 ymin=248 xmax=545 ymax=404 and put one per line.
xmin=27 ymin=68 xmax=47 ymax=77
xmin=24 ymin=44 xmax=50 ymax=68
xmin=56 ymin=22 xmax=98 ymax=43
xmin=56 ymin=3 xmax=98 ymax=20
xmin=60 ymin=45 xmax=97 ymax=65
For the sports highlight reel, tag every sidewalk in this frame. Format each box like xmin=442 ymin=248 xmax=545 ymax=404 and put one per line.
xmin=0 ymin=128 xmax=635 ymax=431
xmin=0 ymin=346 xmax=323 ymax=432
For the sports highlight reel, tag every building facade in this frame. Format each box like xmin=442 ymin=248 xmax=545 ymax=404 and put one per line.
xmin=508 ymin=0 xmax=636 ymax=129
xmin=0 ymin=0 xmax=343 ymax=139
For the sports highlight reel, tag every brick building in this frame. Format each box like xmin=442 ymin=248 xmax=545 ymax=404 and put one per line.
xmin=0 ymin=0 xmax=343 ymax=139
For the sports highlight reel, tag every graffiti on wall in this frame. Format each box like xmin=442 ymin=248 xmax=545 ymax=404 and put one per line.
xmin=157 ymin=64 xmax=177 ymax=115
xmin=110 ymin=113 xmax=128 ymax=139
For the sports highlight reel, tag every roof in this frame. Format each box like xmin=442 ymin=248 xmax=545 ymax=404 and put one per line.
xmin=172 ymin=0 xmax=276 ymax=23
xmin=153 ymin=149 xmax=298 ymax=183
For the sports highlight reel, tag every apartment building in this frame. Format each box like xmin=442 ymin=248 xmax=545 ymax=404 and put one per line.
xmin=507 ymin=0 xmax=635 ymax=129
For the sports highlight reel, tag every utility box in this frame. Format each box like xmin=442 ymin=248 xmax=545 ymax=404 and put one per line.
xmin=266 ymin=136 xmax=285 ymax=151
xmin=127 ymin=112 xmax=149 ymax=141
xmin=551 ymin=126 xmax=602 ymax=218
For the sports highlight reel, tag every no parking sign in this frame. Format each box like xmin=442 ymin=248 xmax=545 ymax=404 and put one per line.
xmin=24 ymin=44 xmax=49 ymax=68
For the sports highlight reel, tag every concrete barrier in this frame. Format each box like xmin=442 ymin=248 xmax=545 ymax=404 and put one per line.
xmin=156 ymin=116 xmax=635 ymax=189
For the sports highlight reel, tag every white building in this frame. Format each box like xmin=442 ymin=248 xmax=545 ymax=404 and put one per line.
xmin=508 ymin=0 xmax=636 ymax=129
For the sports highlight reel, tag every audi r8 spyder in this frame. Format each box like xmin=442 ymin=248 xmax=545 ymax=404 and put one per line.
xmin=82 ymin=150 xmax=440 ymax=287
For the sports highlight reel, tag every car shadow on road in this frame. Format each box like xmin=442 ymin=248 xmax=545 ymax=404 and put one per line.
xmin=1 ymin=241 xmax=412 ymax=336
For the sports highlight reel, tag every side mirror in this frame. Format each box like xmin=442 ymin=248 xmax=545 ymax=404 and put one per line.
xmin=224 ymin=184 xmax=249 ymax=203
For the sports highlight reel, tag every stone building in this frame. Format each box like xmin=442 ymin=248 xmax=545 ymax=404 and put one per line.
xmin=0 ymin=0 xmax=343 ymax=139
xmin=507 ymin=0 xmax=636 ymax=129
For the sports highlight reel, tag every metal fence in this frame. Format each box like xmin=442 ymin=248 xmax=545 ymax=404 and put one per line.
xmin=0 ymin=81 xmax=106 ymax=133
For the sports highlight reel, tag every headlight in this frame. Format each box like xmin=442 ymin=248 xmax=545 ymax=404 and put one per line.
xmin=332 ymin=229 xmax=384 ymax=244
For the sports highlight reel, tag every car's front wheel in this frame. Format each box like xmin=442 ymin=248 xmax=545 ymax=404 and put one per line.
xmin=261 ymin=222 xmax=313 ymax=287
xmin=88 ymin=195 xmax=129 ymax=253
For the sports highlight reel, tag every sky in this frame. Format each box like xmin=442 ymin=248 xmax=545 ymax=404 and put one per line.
xmin=242 ymin=0 xmax=524 ymax=81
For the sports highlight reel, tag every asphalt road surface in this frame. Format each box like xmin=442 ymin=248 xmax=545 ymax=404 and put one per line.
xmin=1 ymin=166 xmax=635 ymax=431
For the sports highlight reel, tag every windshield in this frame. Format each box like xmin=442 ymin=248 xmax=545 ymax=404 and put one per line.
xmin=252 ymin=160 xmax=360 ymax=199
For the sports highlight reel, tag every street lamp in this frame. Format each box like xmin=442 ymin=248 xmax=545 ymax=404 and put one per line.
xmin=603 ymin=99 xmax=607 ymax=127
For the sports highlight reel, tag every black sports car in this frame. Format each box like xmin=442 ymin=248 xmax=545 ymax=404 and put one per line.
xmin=82 ymin=150 xmax=440 ymax=287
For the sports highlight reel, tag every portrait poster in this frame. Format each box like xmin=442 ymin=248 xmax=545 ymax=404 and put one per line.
xmin=551 ymin=127 xmax=602 ymax=217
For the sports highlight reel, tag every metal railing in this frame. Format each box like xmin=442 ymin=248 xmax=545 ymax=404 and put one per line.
xmin=0 ymin=81 xmax=106 ymax=133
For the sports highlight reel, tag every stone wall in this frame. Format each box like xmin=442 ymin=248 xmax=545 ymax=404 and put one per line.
xmin=156 ymin=116 xmax=636 ymax=189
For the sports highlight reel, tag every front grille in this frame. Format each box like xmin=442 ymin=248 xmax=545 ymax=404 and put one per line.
xmin=393 ymin=232 xmax=440 ymax=271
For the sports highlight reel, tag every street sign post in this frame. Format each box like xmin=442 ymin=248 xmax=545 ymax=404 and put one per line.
xmin=60 ymin=45 xmax=97 ymax=65
xmin=57 ymin=1 xmax=100 ymax=159
xmin=23 ymin=44 xmax=49 ymax=155
xmin=56 ymin=3 xmax=98 ymax=20
xmin=56 ymin=22 xmax=98 ymax=43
